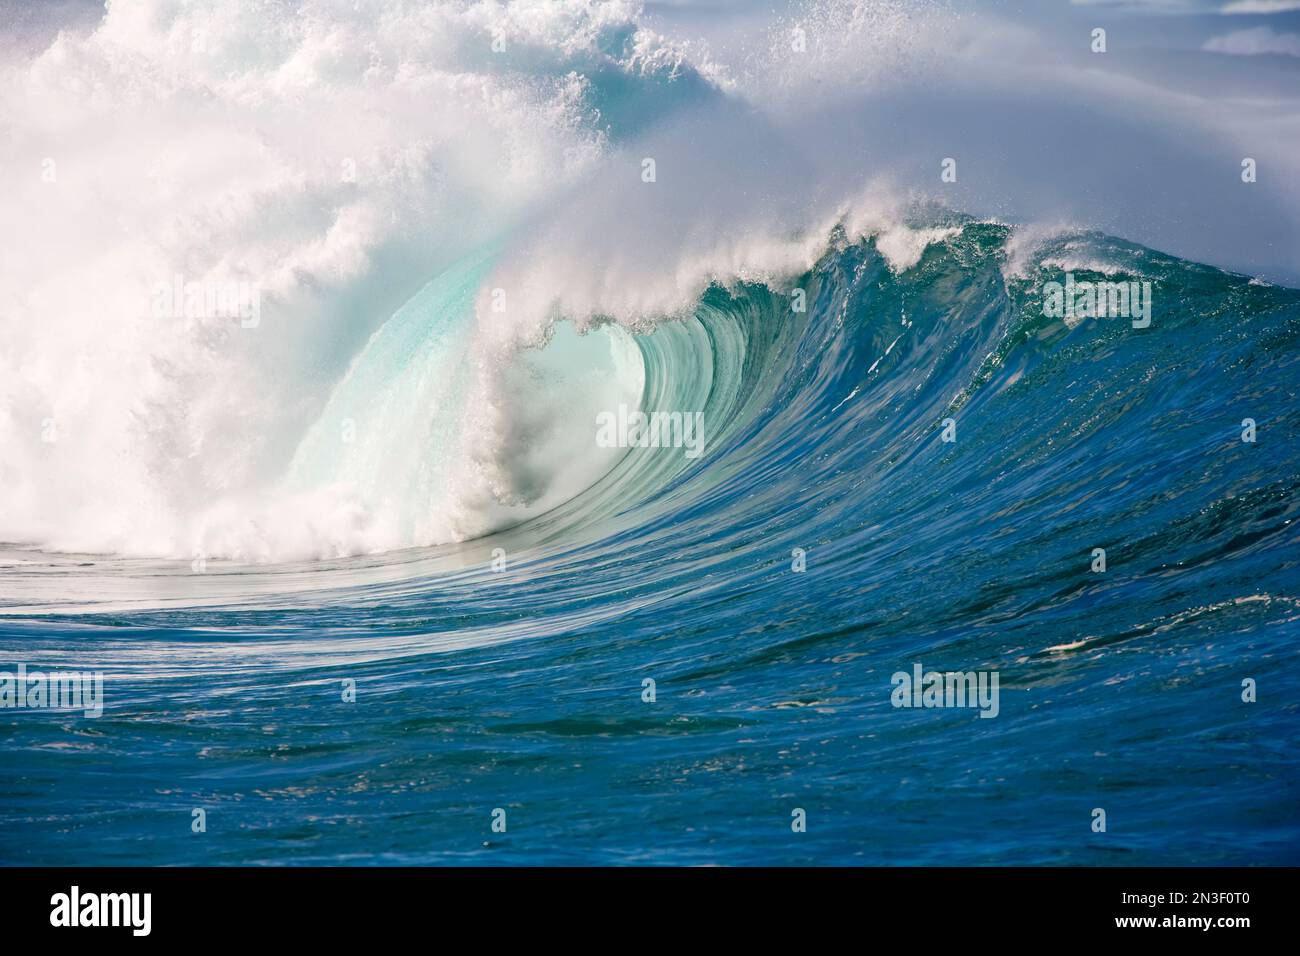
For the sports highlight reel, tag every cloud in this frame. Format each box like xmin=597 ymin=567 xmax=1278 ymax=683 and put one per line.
xmin=1068 ymin=0 xmax=1206 ymax=9
xmin=1067 ymin=0 xmax=1300 ymax=13
xmin=1204 ymin=25 xmax=1300 ymax=54
xmin=1220 ymin=1 xmax=1300 ymax=14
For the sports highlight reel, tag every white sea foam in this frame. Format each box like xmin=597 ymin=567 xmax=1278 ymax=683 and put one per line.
xmin=0 ymin=0 xmax=667 ymax=558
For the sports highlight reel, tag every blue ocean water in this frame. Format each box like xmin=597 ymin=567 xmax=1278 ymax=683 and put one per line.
xmin=3 ymin=223 xmax=1298 ymax=865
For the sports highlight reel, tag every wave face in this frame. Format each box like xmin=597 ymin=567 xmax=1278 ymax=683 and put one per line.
xmin=2 ymin=1 xmax=1300 ymax=865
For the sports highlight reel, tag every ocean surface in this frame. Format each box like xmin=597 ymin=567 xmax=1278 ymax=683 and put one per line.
xmin=2 ymin=0 xmax=1299 ymax=866
xmin=3 ymin=223 xmax=1299 ymax=865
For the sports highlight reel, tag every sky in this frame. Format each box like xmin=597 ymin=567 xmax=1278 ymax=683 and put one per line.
xmin=3 ymin=0 xmax=1298 ymax=279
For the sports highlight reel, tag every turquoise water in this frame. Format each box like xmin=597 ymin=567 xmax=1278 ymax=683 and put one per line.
xmin=2 ymin=223 xmax=1298 ymax=864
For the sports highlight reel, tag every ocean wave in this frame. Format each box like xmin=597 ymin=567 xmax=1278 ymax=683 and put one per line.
xmin=4 ymin=0 xmax=1299 ymax=562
